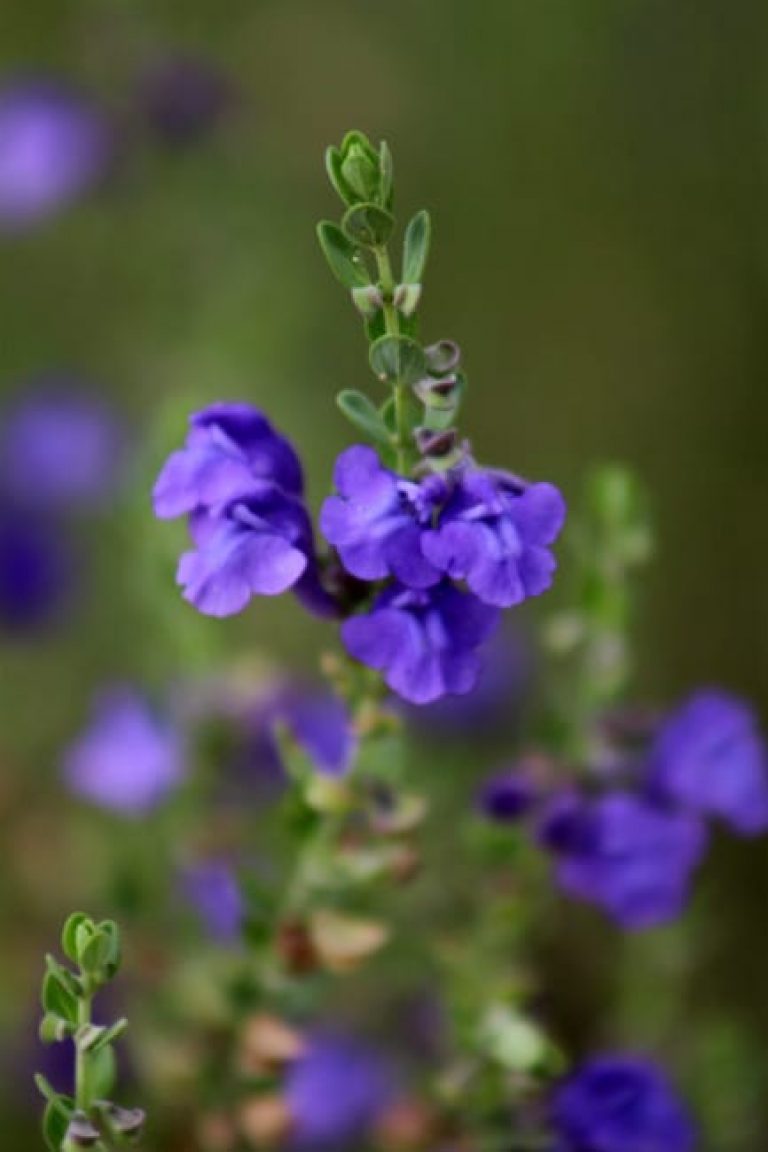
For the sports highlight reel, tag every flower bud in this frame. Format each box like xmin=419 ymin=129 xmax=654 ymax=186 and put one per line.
xmin=414 ymin=427 xmax=458 ymax=459
xmin=340 ymin=137 xmax=382 ymax=203
xmin=62 ymin=1112 xmax=102 ymax=1149
xmin=424 ymin=339 xmax=461 ymax=375
xmin=414 ymin=374 xmax=460 ymax=411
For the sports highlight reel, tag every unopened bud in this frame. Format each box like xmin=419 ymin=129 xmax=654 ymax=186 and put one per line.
xmin=351 ymin=284 xmax=384 ymax=318
xmin=414 ymin=427 xmax=458 ymax=458
xmin=96 ymin=1101 xmax=146 ymax=1142
xmin=63 ymin=1112 xmax=102 ymax=1149
xmin=393 ymin=283 xmax=422 ymax=316
xmin=425 ymin=339 xmax=461 ymax=375
xmin=414 ymin=374 xmax=460 ymax=410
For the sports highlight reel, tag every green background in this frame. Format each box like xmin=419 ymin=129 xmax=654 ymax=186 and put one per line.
xmin=1 ymin=2 xmax=767 ymax=1149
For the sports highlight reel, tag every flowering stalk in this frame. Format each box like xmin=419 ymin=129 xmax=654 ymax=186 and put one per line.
xmin=36 ymin=914 xmax=145 ymax=1151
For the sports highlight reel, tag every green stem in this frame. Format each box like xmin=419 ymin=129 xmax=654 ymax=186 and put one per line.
xmin=75 ymin=993 xmax=93 ymax=1113
xmin=374 ymin=245 xmax=411 ymax=474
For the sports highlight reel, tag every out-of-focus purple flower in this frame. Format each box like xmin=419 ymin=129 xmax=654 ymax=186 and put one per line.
xmin=342 ymin=582 xmax=500 ymax=705
xmin=539 ymin=792 xmax=706 ymax=930
xmin=179 ymin=861 xmax=245 ymax=944
xmin=422 ymin=470 xmax=566 ymax=608
xmin=63 ymin=687 xmax=184 ymax=814
xmin=648 ymin=690 xmax=768 ymax=836
xmin=153 ymin=404 xmax=303 ymax=520
xmin=177 ymin=488 xmax=312 ymax=616
xmin=0 ymin=78 xmax=111 ymax=229
xmin=0 ymin=381 xmax=124 ymax=510
xmin=553 ymin=1054 xmax=694 ymax=1152
xmin=285 ymin=1033 xmax=394 ymax=1148
xmin=404 ymin=621 xmax=530 ymax=737
xmin=139 ymin=55 xmax=232 ymax=145
xmin=269 ymin=686 xmax=356 ymax=776
xmin=0 ymin=507 xmax=72 ymax=631
xmin=320 ymin=445 xmax=444 ymax=589
xmin=478 ymin=768 xmax=537 ymax=823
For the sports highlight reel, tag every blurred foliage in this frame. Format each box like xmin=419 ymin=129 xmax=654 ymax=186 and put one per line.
xmin=1 ymin=2 xmax=768 ymax=1149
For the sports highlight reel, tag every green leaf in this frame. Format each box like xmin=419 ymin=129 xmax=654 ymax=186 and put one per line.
xmin=336 ymin=390 xmax=392 ymax=447
xmin=61 ymin=913 xmax=92 ymax=963
xmin=41 ymin=970 xmax=79 ymax=1024
xmin=369 ymin=335 xmax=427 ymax=387
xmin=83 ymin=1017 xmax=129 ymax=1054
xmin=79 ymin=930 xmax=115 ymax=978
xmin=316 ymin=222 xmax=370 ymax=289
xmin=342 ymin=203 xmax=394 ymax=248
xmin=42 ymin=1099 xmax=71 ymax=1152
xmin=325 ymin=145 xmax=354 ymax=205
xmin=89 ymin=1043 xmax=117 ymax=1099
xmin=96 ymin=919 xmax=122 ymax=978
xmin=403 ymin=210 xmax=431 ymax=284
xmin=379 ymin=140 xmax=394 ymax=208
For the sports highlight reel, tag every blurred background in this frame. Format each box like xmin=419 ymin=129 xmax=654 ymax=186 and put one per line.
xmin=1 ymin=1 xmax=767 ymax=1149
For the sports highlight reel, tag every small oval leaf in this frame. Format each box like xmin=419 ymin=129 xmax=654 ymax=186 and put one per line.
xmin=403 ymin=210 xmax=431 ymax=284
xmin=369 ymin=335 xmax=427 ymax=387
xmin=317 ymin=222 xmax=370 ymax=289
xmin=336 ymin=390 xmax=392 ymax=447
xmin=342 ymin=202 xmax=394 ymax=248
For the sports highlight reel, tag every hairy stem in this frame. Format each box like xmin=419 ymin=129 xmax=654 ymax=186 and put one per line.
xmin=374 ymin=245 xmax=411 ymax=474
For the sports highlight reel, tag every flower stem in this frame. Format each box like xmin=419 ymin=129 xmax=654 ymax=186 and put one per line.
xmin=374 ymin=245 xmax=411 ymax=474
xmin=75 ymin=992 xmax=93 ymax=1113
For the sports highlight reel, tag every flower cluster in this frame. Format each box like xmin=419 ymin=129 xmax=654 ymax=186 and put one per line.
xmin=152 ymin=130 xmax=566 ymax=703
xmin=481 ymin=688 xmax=768 ymax=929
xmin=153 ymin=416 xmax=564 ymax=704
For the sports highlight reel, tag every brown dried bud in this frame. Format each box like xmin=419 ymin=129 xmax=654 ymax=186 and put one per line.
xmin=239 ymin=1094 xmax=291 ymax=1148
xmin=309 ymin=909 xmax=389 ymax=974
xmin=277 ymin=919 xmax=318 ymax=975
xmin=238 ymin=1013 xmax=305 ymax=1075
xmin=376 ymin=1098 xmax=436 ymax=1149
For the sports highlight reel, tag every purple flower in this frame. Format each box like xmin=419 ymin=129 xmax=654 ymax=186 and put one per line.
xmin=269 ymin=687 xmax=356 ymax=776
xmin=63 ymin=687 xmax=184 ymax=814
xmin=0 ymin=508 xmax=72 ymax=631
xmin=0 ymin=381 xmax=124 ymax=510
xmin=539 ymin=792 xmax=706 ymax=930
xmin=553 ymin=1054 xmax=694 ymax=1152
xmin=179 ymin=861 xmax=245 ymax=944
xmin=285 ymin=1033 xmax=394 ymax=1148
xmin=422 ymin=470 xmax=566 ymax=608
xmin=139 ymin=55 xmax=232 ymax=145
xmin=153 ymin=403 xmax=303 ymax=520
xmin=320 ymin=445 xmax=444 ymax=589
xmin=478 ymin=768 xmax=537 ymax=823
xmin=177 ymin=487 xmax=312 ymax=616
xmin=0 ymin=79 xmax=111 ymax=229
xmin=342 ymin=582 xmax=500 ymax=705
xmin=648 ymin=690 xmax=768 ymax=836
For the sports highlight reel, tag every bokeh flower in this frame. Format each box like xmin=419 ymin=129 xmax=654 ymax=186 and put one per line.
xmin=0 ymin=78 xmax=111 ymax=229
xmin=648 ymin=689 xmax=768 ymax=836
xmin=0 ymin=507 xmax=72 ymax=631
xmin=0 ymin=380 xmax=124 ymax=511
xmin=422 ymin=469 xmax=566 ymax=608
xmin=553 ymin=1054 xmax=694 ymax=1152
xmin=539 ymin=792 xmax=706 ymax=930
xmin=139 ymin=54 xmax=232 ymax=145
xmin=179 ymin=861 xmax=245 ymax=944
xmin=478 ymin=768 xmax=537 ymax=823
xmin=285 ymin=1033 xmax=394 ymax=1148
xmin=63 ymin=687 xmax=184 ymax=814
xmin=342 ymin=582 xmax=500 ymax=705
